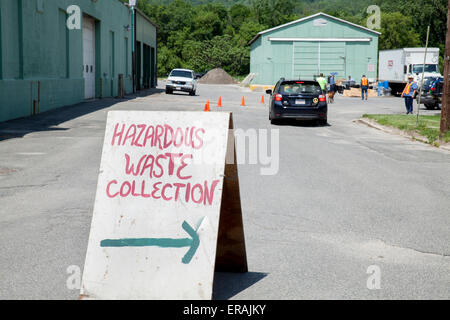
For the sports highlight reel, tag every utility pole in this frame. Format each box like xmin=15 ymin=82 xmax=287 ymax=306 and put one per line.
xmin=417 ymin=25 xmax=430 ymax=125
xmin=440 ymin=0 xmax=450 ymax=136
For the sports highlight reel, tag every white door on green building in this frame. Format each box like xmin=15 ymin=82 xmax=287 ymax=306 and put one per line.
xmin=83 ymin=16 xmax=96 ymax=99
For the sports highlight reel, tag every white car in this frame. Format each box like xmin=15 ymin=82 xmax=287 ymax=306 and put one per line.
xmin=166 ymin=69 xmax=197 ymax=96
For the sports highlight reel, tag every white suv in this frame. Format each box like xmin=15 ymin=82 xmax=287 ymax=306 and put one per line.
xmin=166 ymin=69 xmax=197 ymax=96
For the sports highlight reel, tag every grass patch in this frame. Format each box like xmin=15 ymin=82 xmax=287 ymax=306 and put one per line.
xmin=232 ymin=75 xmax=247 ymax=83
xmin=362 ymin=114 xmax=450 ymax=144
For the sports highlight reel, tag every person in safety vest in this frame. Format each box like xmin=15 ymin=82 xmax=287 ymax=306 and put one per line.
xmin=361 ymin=75 xmax=369 ymax=100
xmin=316 ymin=73 xmax=327 ymax=94
xmin=401 ymin=75 xmax=418 ymax=114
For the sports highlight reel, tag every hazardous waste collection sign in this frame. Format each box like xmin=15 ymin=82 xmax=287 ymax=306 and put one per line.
xmin=81 ymin=111 xmax=247 ymax=300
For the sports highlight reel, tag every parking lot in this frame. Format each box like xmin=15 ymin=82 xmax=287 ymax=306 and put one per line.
xmin=0 ymin=82 xmax=449 ymax=299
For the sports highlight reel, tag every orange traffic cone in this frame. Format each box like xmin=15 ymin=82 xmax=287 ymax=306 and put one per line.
xmin=241 ymin=96 xmax=246 ymax=107
xmin=261 ymin=95 xmax=265 ymax=104
xmin=218 ymin=96 xmax=223 ymax=107
xmin=204 ymin=100 xmax=210 ymax=112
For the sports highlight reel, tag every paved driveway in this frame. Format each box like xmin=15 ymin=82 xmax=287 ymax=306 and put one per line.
xmin=0 ymin=84 xmax=449 ymax=299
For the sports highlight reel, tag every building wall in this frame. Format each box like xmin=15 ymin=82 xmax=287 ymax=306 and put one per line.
xmin=0 ymin=0 xmax=136 ymax=123
xmin=250 ymin=14 xmax=379 ymax=85
xmin=136 ymin=10 xmax=157 ymax=90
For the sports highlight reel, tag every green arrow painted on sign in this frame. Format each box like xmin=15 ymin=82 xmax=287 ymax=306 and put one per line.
xmin=100 ymin=221 xmax=200 ymax=264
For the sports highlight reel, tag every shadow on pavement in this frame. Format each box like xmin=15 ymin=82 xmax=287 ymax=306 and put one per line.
xmin=213 ymin=271 xmax=268 ymax=300
xmin=0 ymin=88 xmax=164 ymax=142
xmin=167 ymin=92 xmax=198 ymax=97
xmin=272 ymin=119 xmax=331 ymax=128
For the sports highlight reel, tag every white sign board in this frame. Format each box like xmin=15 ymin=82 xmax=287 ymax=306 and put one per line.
xmin=80 ymin=111 xmax=246 ymax=300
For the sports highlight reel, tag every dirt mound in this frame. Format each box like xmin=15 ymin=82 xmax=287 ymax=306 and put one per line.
xmin=198 ymin=68 xmax=237 ymax=85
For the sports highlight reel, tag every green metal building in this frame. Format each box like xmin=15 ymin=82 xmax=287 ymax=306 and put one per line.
xmin=0 ymin=0 xmax=157 ymax=123
xmin=249 ymin=12 xmax=380 ymax=85
xmin=135 ymin=8 xmax=158 ymax=91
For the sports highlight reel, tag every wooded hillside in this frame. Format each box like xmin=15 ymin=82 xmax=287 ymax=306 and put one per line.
xmin=122 ymin=0 xmax=448 ymax=77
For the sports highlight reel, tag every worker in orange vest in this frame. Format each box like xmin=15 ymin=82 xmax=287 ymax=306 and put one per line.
xmin=401 ymin=75 xmax=418 ymax=114
xmin=361 ymin=75 xmax=369 ymax=100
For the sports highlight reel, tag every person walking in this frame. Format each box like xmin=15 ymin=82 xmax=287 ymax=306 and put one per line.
xmin=401 ymin=75 xmax=418 ymax=114
xmin=346 ymin=76 xmax=355 ymax=90
xmin=361 ymin=75 xmax=369 ymax=100
xmin=316 ymin=73 xmax=327 ymax=94
xmin=328 ymin=74 xmax=336 ymax=103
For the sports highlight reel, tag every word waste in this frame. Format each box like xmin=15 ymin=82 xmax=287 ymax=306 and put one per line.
xmin=105 ymin=122 xmax=220 ymax=207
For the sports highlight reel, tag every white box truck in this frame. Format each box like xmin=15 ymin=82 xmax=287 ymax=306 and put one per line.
xmin=378 ymin=48 xmax=441 ymax=96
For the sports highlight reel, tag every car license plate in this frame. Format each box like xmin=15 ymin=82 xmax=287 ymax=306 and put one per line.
xmin=295 ymin=99 xmax=306 ymax=105
xmin=176 ymin=87 xmax=181 ymax=90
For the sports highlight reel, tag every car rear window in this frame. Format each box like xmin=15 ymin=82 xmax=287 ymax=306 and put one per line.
xmin=280 ymin=82 xmax=322 ymax=95
xmin=170 ymin=70 xmax=193 ymax=78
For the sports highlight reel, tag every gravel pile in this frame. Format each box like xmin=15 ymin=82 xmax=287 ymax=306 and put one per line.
xmin=198 ymin=68 xmax=237 ymax=85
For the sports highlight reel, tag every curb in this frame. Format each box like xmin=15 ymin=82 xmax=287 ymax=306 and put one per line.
xmin=249 ymin=85 xmax=275 ymax=92
xmin=356 ymin=117 xmax=450 ymax=152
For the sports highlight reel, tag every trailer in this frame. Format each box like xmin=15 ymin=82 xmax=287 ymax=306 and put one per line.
xmin=378 ymin=48 xmax=441 ymax=96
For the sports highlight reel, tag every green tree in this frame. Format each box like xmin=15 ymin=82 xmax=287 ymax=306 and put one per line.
xmin=158 ymin=46 xmax=183 ymax=76
xmin=191 ymin=10 xmax=224 ymax=40
xmin=229 ymin=4 xmax=253 ymax=30
xmin=251 ymin=0 xmax=298 ymax=28
xmin=146 ymin=0 xmax=196 ymax=44
xmin=378 ymin=12 xmax=421 ymax=50
xmin=376 ymin=0 xmax=447 ymax=69
xmin=138 ymin=0 xmax=448 ymax=77
xmin=235 ymin=20 xmax=268 ymax=46
xmin=182 ymin=40 xmax=209 ymax=72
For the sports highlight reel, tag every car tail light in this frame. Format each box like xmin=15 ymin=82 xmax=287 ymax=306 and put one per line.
xmin=274 ymin=94 xmax=283 ymax=101
xmin=319 ymin=95 xmax=326 ymax=102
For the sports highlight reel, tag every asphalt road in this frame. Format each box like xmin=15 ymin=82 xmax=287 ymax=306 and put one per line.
xmin=0 ymin=83 xmax=449 ymax=299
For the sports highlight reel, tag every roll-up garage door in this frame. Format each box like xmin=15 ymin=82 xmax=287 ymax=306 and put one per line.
xmin=292 ymin=41 xmax=346 ymax=80
xmin=292 ymin=42 xmax=319 ymax=80
xmin=83 ymin=16 xmax=96 ymax=99
xmin=319 ymin=42 xmax=346 ymax=78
